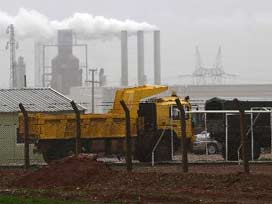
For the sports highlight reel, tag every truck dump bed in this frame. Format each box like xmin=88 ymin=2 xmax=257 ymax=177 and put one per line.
xmin=19 ymin=85 xmax=168 ymax=140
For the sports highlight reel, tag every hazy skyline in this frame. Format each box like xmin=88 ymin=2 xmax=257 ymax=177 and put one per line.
xmin=1 ymin=0 xmax=272 ymax=87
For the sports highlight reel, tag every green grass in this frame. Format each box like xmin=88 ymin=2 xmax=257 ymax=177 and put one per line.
xmin=0 ymin=195 xmax=90 ymax=204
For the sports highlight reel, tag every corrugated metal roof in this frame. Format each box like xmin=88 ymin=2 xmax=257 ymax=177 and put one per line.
xmin=0 ymin=88 xmax=86 ymax=113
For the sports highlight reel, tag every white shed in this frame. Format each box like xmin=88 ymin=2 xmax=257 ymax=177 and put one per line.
xmin=0 ymin=88 xmax=85 ymax=165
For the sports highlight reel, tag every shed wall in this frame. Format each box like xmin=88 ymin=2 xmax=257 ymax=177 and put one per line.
xmin=0 ymin=113 xmax=44 ymax=165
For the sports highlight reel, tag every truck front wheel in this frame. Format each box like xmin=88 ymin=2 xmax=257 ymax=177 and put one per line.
xmin=135 ymin=130 xmax=175 ymax=162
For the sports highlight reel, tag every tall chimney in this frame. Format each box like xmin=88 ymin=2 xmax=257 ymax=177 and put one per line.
xmin=15 ymin=56 xmax=26 ymax=89
xmin=154 ymin=30 xmax=161 ymax=85
xmin=121 ymin=31 xmax=128 ymax=86
xmin=137 ymin=31 xmax=145 ymax=85
xmin=58 ymin=29 xmax=73 ymax=56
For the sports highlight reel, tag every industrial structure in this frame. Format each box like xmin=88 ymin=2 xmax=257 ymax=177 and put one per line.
xmin=121 ymin=30 xmax=161 ymax=86
xmin=51 ymin=30 xmax=82 ymax=94
xmin=137 ymin=31 xmax=145 ymax=85
xmin=98 ymin=68 xmax=107 ymax=87
xmin=121 ymin=31 xmax=129 ymax=86
xmin=154 ymin=30 xmax=161 ymax=85
xmin=5 ymin=25 xmax=26 ymax=89
xmin=67 ymin=30 xmax=162 ymax=113
xmin=179 ymin=47 xmax=236 ymax=85
xmin=34 ymin=41 xmax=43 ymax=88
xmin=33 ymin=29 xmax=162 ymax=98
xmin=6 ymin=24 xmax=19 ymax=88
xmin=34 ymin=30 xmax=88 ymax=94
xmin=15 ymin=56 xmax=26 ymax=88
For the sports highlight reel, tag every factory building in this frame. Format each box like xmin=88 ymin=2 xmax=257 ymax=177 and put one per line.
xmin=68 ymin=84 xmax=272 ymax=113
xmin=51 ymin=30 xmax=82 ymax=95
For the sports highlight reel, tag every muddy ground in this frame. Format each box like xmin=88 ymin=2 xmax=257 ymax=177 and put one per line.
xmin=0 ymin=154 xmax=272 ymax=204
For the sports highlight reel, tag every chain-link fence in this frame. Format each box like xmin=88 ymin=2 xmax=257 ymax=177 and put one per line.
xmin=2 ymin=100 xmax=272 ymax=168
xmin=170 ymin=110 xmax=272 ymax=164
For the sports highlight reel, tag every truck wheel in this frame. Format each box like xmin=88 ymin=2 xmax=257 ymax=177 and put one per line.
xmin=134 ymin=133 xmax=153 ymax=162
xmin=207 ymin=143 xmax=217 ymax=155
xmin=42 ymin=148 xmax=62 ymax=163
xmin=134 ymin=130 xmax=174 ymax=162
xmin=155 ymin=137 xmax=171 ymax=161
xmin=134 ymin=144 xmax=152 ymax=162
xmin=154 ymin=130 xmax=172 ymax=162
xmin=42 ymin=142 xmax=75 ymax=163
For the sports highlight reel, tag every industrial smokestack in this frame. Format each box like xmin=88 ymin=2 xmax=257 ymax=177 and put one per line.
xmin=154 ymin=30 xmax=161 ymax=85
xmin=15 ymin=56 xmax=26 ymax=89
xmin=137 ymin=31 xmax=145 ymax=85
xmin=121 ymin=31 xmax=128 ymax=86
xmin=58 ymin=29 xmax=73 ymax=56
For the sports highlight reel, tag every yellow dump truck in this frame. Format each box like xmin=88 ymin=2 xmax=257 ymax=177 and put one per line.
xmin=19 ymin=85 xmax=194 ymax=162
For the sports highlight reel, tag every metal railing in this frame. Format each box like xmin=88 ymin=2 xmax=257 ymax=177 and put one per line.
xmin=151 ymin=129 xmax=166 ymax=166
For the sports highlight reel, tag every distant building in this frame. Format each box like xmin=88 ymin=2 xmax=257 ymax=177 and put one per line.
xmin=69 ymin=84 xmax=272 ymax=113
xmin=99 ymin=68 xmax=107 ymax=87
xmin=51 ymin=30 xmax=82 ymax=95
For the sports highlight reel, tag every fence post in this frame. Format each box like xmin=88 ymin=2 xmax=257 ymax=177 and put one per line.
xmin=120 ymin=100 xmax=132 ymax=172
xmin=71 ymin=101 xmax=81 ymax=156
xmin=19 ymin=103 xmax=30 ymax=169
xmin=234 ymin=98 xmax=249 ymax=174
xmin=175 ymin=98 xmax=188 ymax=173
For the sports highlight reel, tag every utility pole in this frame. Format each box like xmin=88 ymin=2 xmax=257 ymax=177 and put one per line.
xmin=86 ymin=69 xmax=99 ymax=113
xmin=6 ymin=24 xmax=18 ymax=88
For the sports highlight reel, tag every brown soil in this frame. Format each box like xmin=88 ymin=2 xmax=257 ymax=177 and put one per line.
xmin=1 ymin=155 xmax=272 ymax=203
xmin=13 ymin=154 xmax=112 ymax=188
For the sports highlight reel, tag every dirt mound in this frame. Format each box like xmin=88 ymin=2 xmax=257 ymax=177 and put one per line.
xmin=5 ymin=163 xmax=272 ymax=203
xmin=13 ymin=154 xmax=112 ymax=188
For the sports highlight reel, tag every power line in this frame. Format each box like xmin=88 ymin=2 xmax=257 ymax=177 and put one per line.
xmin=179 ymin=46 xmax=237 ymax=85
xmin=85 ymin=69 xmax=99 ymax=113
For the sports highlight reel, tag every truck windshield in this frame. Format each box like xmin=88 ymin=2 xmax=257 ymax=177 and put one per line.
xmin=170 ymin=106 xmax=189 ymax=120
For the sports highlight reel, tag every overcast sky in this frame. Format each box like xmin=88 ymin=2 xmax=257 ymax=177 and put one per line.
xmin=1 ymin=0 xmax=272 ymax=87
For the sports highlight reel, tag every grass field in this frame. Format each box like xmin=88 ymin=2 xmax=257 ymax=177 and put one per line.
xmin=0 ymin=195 xmax=90 ymax=204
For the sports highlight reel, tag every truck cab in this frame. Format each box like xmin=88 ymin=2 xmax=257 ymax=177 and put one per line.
xmin=135 ymin=95 xmax=194 ymax=161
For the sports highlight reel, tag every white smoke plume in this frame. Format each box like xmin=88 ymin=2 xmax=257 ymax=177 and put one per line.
xmin=0 ymin=8 xmax=157 ymax=40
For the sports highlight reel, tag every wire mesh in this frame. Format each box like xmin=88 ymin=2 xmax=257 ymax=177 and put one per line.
xmin=172 ymin=111 xmax=272 ymax=164
xmin=2 ymin=106 xmax=272 ymax=166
